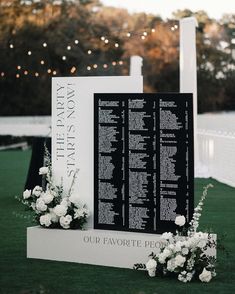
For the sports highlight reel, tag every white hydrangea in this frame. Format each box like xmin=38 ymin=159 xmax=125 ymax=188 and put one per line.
xmin=23 ymin=189 xmax=31 ymax=199
xmin=39 ymin=214 xmax=52 ymax=227
xmin=199 ymin=268 xmax=212 ymax=283
xmin=39 ymin=166 xmax=49 ymax=175
xmin=59 ymin=214 xmax=72 ymax=229
xmin=54 ymin=204 xmax=67 ymax=217
xmin=32 ymin=186 xmax=43 ymax=197
xmin=74 ymin=207 xmax=89 ymax=219
xmin=35 ymin=198 xmax=47 ymax=212
xmin=175 ymin=215 xmax=186 ymax=227
xmin=178 ymin=271 xmax=194 ymax=283
xmin=175 ymin=255 xmax=186 ymax=268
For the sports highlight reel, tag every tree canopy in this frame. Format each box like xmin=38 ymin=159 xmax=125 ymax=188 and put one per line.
xmin=0 ymin=1 xmax=234 ymax=115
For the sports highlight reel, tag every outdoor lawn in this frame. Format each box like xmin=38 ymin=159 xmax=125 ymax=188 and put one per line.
xmin=0 ymin=150 xmax=234 ymax=294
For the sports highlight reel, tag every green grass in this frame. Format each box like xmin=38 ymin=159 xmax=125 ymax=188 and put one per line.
xmin=0 ymin=150 xmax=234 ymax=294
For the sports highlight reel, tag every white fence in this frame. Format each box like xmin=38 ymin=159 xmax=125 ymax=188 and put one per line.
xmin=197 ymin=129 xmax=235 ymax=187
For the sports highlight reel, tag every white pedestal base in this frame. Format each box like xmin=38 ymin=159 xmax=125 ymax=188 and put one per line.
xmin=27 ymin=227 xmax=164 ymax=268
xmin=27 ymin=227 xmax=216 ymax=269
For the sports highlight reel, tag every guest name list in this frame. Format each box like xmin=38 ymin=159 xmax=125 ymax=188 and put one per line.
xmin=94 ymin=93 xmax=194 ymax=233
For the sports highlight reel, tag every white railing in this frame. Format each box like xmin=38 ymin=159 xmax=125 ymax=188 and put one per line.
xmin=197 ymin=129 xmax=235 ymax=187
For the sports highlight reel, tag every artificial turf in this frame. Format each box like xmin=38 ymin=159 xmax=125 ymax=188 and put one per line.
xmin=0 ymin=150 xmax=234 ymax=294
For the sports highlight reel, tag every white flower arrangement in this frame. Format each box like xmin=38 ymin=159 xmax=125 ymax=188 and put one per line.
xmin=134 ymin=184 xmax=216 ymax=283
xmin=18 ymin=146 xmax=89 ymax=230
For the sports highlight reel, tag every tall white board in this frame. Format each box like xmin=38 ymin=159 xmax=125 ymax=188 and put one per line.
xmin=52 ymin=76 xmax=143 ymax=228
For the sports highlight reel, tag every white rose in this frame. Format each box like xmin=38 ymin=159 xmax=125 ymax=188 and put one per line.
xmin=32 ymin=186 xmax=42 ymax=197
xmin=49 ymin=208 xmax=59 ymax=223
xmin=161 ymin=232 xmax=173 ymax=240
xmin=167 ymin=258 xmax=176 ymax=272
xmin=39 ymin=166 xmax=49 ymax=175
xmin=182 ymin=247 xmax=189 ymax=255
xmin=36 ymin=198 xmax=47 ymax=212
xmin=162 ymin=248 xmax=171 ymax=258
xmin=175 ymin=255 xmax=186 ymax=267
xmin=54 ymin=204 xmax=67 ymax=217
xmin=146 ymin=259 xmax=157 ymax=272
xmin=175 ymin=241 xmax=182 ymax=252
xmin=175 ymin=215 xmax=186 ymax=226
xmin=168 ymin=244 xmax=175 ymax=251
xmin=39 ymin=214 xmax=52 ymax=227
xmin=42 ymin=192 xmax=54 ymax=204
xmin=199 ymin=268 xmax=212 ymax=283
xmin=23 ymin=189 xmax=31 ymax=199
xmin=59 ymin=214 xmax=72 ymax=229
xmin=147 ymin=268 xmax=156 ymax=277
xmin=61 ymin=198 xmax=70 ymax=207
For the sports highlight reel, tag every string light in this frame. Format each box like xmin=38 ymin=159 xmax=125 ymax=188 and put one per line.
xmin=2 ymin=25 xmax=166 ymax=78
xmin=47 ymin=69 xmax=52 ymax=74
xmin=1 ymin=72 xmax=5 ymax=77
xmin=16 ymin=73 xmax=20 ymax=78
xmin=52 ymin=70 xmax=57 ymax=75
xmin=174 ymin=24 xmax=178 ymax=29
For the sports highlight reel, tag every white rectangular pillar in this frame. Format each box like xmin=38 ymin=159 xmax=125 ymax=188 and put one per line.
xmin=180 ymin=17 xmax=199 ymax=167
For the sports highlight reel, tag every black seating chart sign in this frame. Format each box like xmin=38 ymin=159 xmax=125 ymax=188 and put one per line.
xmin=94 ymin=93 xmax=194 ymax=234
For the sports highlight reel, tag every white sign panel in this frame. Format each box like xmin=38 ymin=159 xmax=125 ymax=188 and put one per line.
xmin=52 ymin=76 xmax=143 ymax=228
